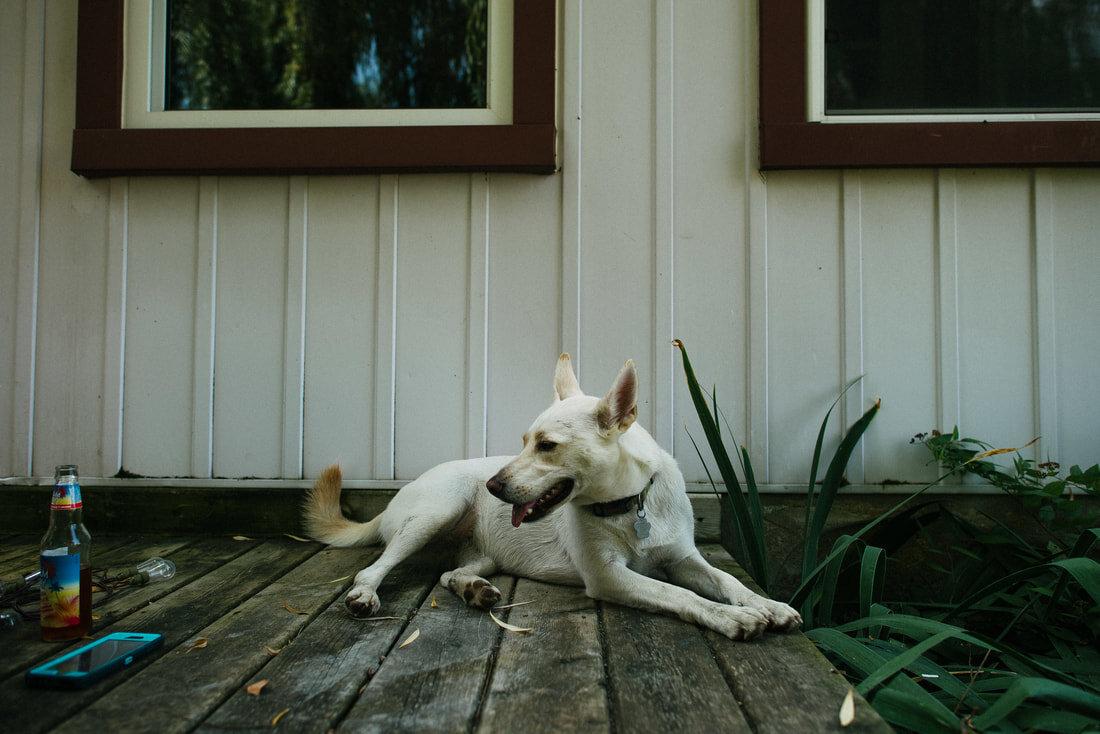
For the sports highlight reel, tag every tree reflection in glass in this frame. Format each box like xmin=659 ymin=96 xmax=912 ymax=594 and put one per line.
xmin=166 ymin=0 xmax=488 ymax=112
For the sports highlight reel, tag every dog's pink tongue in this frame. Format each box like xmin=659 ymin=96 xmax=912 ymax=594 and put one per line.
xmin=511 ymin=500 xmax=537 ymax=528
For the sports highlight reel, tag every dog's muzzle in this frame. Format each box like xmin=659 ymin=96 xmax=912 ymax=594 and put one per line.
xmin=486 ymin=474 xmax=574 ymax=527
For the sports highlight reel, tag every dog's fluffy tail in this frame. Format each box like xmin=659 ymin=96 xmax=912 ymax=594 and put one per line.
xmin=302 ymin=464 xmax=384 ymax=547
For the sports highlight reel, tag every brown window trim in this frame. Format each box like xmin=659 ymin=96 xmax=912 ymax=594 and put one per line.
xmin=759 ymin=0 xmax=1100 ymax=170
xmin=72 ymin=0 xmax=557 ymax=177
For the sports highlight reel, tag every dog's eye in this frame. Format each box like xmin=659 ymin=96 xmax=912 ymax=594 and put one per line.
xmin=536 ymin=440 xmax=557 ymax=453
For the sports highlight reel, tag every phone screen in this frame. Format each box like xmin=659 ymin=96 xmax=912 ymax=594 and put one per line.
xmin=52 ymin=637 xmax=151 ymax=674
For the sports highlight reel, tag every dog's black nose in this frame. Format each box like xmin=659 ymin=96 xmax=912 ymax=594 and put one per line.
xmin=485 ymin=476 xmax=506 ymax=498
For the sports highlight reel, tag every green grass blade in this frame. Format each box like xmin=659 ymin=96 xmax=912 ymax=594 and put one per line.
xmin=803 ymin=398 xmax=881 ymax=581
xmin=868 ymin=689 xmax=968 ymax=734
xmin=970 ymin=677 xmax=1100 ymax=730
xmin=856 ymin=629 xmax=956 ymax=696
xmin=675 ymin=340 xmax=769 ymax=587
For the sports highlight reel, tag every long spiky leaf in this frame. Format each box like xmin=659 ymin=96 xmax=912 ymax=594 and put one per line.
xmin=674 ymin=340 xmax=769 ymax=587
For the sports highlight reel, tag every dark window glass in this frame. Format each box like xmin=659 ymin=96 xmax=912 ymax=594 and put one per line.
xmin=166 ymin=0 xmax=488 ymax=111
xmin=825 ymin=0 xmax=1100 ymax=114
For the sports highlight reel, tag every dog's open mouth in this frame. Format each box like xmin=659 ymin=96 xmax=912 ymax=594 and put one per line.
xmin=510 ymin=478 xmax=574 ymax=527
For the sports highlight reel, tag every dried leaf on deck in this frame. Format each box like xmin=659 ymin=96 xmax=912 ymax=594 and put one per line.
xmin=265 ymin=644 xmax=286 ymax=656
xmin=489 ymin=608 xmax=534 ymax=633
xmin=284 ymin=533 xmax=310 ymax=542
xmin=326 ymin=575 xmax=352 ymax=584
xmin=272 ymin=708 xmax=290 ymax=725
xmin=185 ymin=638 xmax=209 ymax=653
xmin=282 ymin=599 xmax=309 ymax=615
xmin=839 ymin=687 xmax=855 ymax=727
xmin=398 ymin=629 xmax=420 ymax=648
xmin=232 ymin=535 xmax=253 ymax=541
xmin=430 ymin=595 xmax=438 ymax=608
xmin=247 ymin=679 xmax=268 ymax=696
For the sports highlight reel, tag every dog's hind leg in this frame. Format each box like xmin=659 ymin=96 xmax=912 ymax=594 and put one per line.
xmin=344 ymin=510 xmax=462 ymax=617
xmin=439 ymin=549 xmax=502 ymax=610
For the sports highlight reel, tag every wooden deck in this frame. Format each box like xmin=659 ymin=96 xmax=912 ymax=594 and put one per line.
xmin=0 ymin=535 xmax=891 ymax=733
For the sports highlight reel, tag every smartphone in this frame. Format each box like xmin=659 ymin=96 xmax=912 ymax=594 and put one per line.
xmin=25 ymin=632 xmax=164 ymax=689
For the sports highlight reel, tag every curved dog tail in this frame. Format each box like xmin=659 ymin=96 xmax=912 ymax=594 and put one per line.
xmin=303 ymin=464 xmax=384 ymax=547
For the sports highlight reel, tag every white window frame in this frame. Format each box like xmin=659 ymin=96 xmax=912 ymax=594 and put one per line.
xmin=123 ymin=0 xmax=514 ymax=129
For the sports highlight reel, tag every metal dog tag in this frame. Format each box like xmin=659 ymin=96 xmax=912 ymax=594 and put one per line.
xmin=633 ymin=515 xmax=651 ymax=540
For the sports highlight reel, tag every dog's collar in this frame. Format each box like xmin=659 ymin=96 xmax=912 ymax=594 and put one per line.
xmin=589 ymin=473 xmax=656 ymax=517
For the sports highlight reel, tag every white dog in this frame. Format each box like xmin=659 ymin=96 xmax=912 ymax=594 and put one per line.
xmin=303 ymin=355 xmax=801 ymax=639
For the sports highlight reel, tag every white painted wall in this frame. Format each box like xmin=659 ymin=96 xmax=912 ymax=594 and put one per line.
xmin=3 ymin=0 xmax=1098 ymax=488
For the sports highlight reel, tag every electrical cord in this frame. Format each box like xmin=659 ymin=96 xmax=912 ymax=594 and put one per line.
xmin=0 ymin=567 xmax=135 ymax=622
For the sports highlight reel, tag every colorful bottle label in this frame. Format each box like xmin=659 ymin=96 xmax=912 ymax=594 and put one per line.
xmin=50 ymin=480 xmax=82 ymax=510
xmin=40 ymin=552 xmax=82 ymax=629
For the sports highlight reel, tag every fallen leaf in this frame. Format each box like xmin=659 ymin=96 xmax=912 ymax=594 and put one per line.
xmin=265 ymin=644 xmax=285 ymax=656
xmin=398 ymin=629 xmax=420 ymax=648
xmin=272 ymin=708 xmax=290 ymax=726
xmin=282 ymin=599 xmax=309 ymax=615
xmin=186 ymin=638 xmax=209 ymax=653
xmin=284 ymin=533 xmax=310 ymax=542
xmin=247 ymin=679 xmax=268 ymax=696
xmin=489 ymin=608 xmax=534 ymax=633
xmin=492 ymin=600 xmax=534 ymax=610
xmin=430 ymin=595 xmax=438 ymax=608
xmin=232 ymin=535 xmax=253 ymax=541
xmin=839 ymin=686 xmax=855 ymax=727
xmin=354 ymin=616 xmax=405 ymax=622
xmin=326 ymin=575 xmax=352 ymax=584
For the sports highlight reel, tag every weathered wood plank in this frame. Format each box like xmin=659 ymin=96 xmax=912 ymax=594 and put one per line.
xmin=478 ymin=578 xmax=609 ymax=733
xmin=700 ymin=545 xmax=892 ymax=733
xmin=0 ymin=537 xmax=320 ymax=734
xmin=195 ymin=548 xmax=440 ymax=733
xmin=335 ymin=576 xmax=516 ymax=733
xmin=601 ymin=601 xmax=753 ymax=733
xmin=0 ymin=534 xmax=41 ymax=567
xmin=54 ymin=544 xmax=371 ymax=734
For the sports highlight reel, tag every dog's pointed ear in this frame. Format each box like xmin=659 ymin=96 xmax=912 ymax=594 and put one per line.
xmin=597 ymin=360 xmax=638 ymax=433
xmin=554 ymin=353 xmax=584 ymax=401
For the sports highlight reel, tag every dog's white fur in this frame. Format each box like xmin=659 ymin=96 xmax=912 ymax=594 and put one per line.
xmin=303 ymin=355 xmax=801 ymax=639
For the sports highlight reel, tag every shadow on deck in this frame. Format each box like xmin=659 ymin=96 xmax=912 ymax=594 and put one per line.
xmin=0 ymin=535 xmax=891 ymax=733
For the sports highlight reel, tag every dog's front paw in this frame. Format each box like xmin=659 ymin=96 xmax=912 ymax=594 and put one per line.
xmin=707 ymin=605 xmax=770 ymax=641
xmin=345 ymin=586 xmax=381 ymax=618
xmin=762 ymin=599 xmax=802 ymax=632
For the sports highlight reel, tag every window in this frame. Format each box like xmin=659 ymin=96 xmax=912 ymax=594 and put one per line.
xmin=760 ymin=0 xmax=1100 ymax=168
xmin=72 ymin=0 xmax=556 ymax=177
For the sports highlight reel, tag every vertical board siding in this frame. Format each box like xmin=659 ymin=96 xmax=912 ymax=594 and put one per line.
xmin=393 ymin=175 xmax=472 ymax=478
xmin=302 ymin=176 xmax=380 ymax=479
xmin=577 ymin=1 xmax=655 ymax=412
xmin=954 ymin=171 xmax=1037 ymax=451
xmin=765 ymin=171 xmax=845 ymax=483
xmin=211 ymin=178 xmax=290 ymax=478
xmin=1049 ymin=171 xmax=1100 ymax=470
xmin=31 ymin=0 xmax=110 ymax=477
xmin=857 ymin=171 xmax=939 ymax=483
xmin=485 ymin=174 xmax=563 ymax=457
xmin=669 ymin=0 xmax=749 ymax=478
xmin=122 ymin=178 xmax=200 ymax=477
xmin=5 ymin=0 xmax=1100 ymax=485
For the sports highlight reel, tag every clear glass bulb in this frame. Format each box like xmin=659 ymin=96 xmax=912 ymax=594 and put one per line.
xmin=135 ymin=557 xmax=175 ymax=582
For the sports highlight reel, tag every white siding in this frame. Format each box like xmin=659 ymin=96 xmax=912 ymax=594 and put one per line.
xmin=3 ymin=0 xmax=1098 ymax=486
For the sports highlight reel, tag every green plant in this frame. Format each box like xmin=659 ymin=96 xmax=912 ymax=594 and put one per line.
xmin=914 ymin=428 xmax=1100 ymax=541
xmin=674 ymin=339 xmax=880 ymax=616
xmin=675 ymin=340 xmax=1100 ymax=732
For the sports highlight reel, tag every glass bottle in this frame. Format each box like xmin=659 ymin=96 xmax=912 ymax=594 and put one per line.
xmin=39 ymin=464 xmax=92 ymax=641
